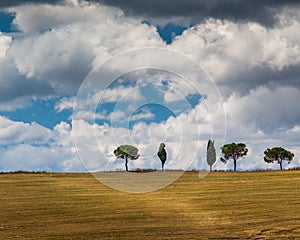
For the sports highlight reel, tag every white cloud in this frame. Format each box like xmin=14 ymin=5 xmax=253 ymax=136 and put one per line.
xmin=72 ymin=118 xmax=203 ymax=171
xmin=1 ymin=100 xmax=300 ymax=172
xmin=4 ymin=1 xmax=300 ymax=104
xmin=130 ymin=107 xmax=155 ymax=121
xmin=72 ymin=110 xmax=104 ymax=121
xmin=224 ymin=86 xmax=300 ymax=133
xmin=7 ymin=2 xmax=164 ymax=95
xmin=0 ymin=143 xmax=82 ymax=172
xmin=108 ymin=110 xmax=126 ymax=122
xmin=170 ymin=16 xmax=300 ymax=94
xmin=0 ymin=33 xmax=55 ymax=108
xmin=0 ymin=118 xmax=83 ymax=172
xmin=0 ymin=97 xmax=32 ymax=111
xmin=0 ymin=116 xmax=51 ymax=145
xmin=0 ymin=32 xmax=11 ymax=58
xmin=101 ymin=86 xmax=144 ymax=103
xmin=9 ymin=1 xmax=123 ymax=33
xmin=54 ymin=97 xmax=75 ymax=112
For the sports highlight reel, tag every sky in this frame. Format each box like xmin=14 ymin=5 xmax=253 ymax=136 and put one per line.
xmin=0 ymin=0 xmax=300 ymax=172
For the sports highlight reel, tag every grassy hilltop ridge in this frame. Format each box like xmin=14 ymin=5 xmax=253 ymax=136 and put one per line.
xmin=0 ymin=171 xmax=299 ymax=239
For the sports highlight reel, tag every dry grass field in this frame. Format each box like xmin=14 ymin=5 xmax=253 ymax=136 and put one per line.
xmin=0 ymin=171 xmax=299 ymax=239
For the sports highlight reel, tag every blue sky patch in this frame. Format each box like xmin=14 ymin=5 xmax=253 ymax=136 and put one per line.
xmin=129 ymin=103 xmax=176 ymax=129
xmin=0 ymin=98 xmax=72 ymax=129
xmin=142 ymin=20 xmax=191 ymax=44
xmin=156 ymin=23 xmax=188 ymax=44
xmin=0 ymin=11 xmax=16 ymax=32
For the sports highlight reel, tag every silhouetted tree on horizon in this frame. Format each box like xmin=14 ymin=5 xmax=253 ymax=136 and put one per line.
xmin=220 ymin=142 xmax=248 ymax=172
xmin=207 ymin=140 xmax=216 ymax=172
xmin=264 ymin=147 xmax=294 ymax=170
xmin=157 ymin=143 xmax=167 ymax=171
xmin=114 ymin=145 xmax=139 ymax=171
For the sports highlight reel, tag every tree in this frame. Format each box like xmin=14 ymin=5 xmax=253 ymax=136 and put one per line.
xmin=220 ymin=142 xmax=248 ymax=172
xmin=157 ymin=143 xmax=167 ymax=171
xmin=114 ymin=145 xmax=139 ymax=171
xmin=206 ymin=140 xmax=216 ymax=172
xmin=264 ymin=147 xmax=294 ymax=170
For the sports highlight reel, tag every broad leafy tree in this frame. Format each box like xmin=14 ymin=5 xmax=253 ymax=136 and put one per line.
xmin=206 ymin=140 xmax=216 ymax=172
xmin=114 ymin=145 xmax=139 ymax=171
xmin=264 ymin=147 xmax=294 ymax=170
xmin=157 ymin=143 xmax=167 ymax=171
xmin=220 ymin=143 xmax=248 ymax=172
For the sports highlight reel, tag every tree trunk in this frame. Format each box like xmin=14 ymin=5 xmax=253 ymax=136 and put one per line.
xmin=279 ymin=160 xmax=283 ymax=171
xmin=125 ymin=157 xmax=128 ymax=171
xmin=162 ymin=162 xmax=164 ymax=171
xmin=210 ymin=165 xmax=212 ymax=172
xmin=234 ymin=159 xmax=237 ymax=172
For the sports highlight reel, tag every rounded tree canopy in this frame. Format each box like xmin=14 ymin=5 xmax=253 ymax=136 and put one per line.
xmin=264 ymin=147 xmax=294 ymax=164
xmin=114 ymin=145 xmax=139 ymax=160
xmin=221 ymin=142 xmax=248 ymax=161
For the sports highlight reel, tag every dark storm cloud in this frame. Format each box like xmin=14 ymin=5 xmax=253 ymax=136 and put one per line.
xmin=1 ymin=0 xmax=299 ymax=26
xmin=0 ymin=79 xmax=54 ymax=102
xmin=219 ymin=65 xmax=300 ymax=98
xmin=0 ymin=0 xmax=61 ymax=8
xmin=0 ymin=62 xmax=54 ymax=102
xmin=95 ymin=0 xmax=300 ymax=26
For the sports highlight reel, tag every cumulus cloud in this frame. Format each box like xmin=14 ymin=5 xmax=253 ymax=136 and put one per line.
xmin=0 ymin=144 xmax=80 ymax=172
xmin=170 ymin=16 xmax=300 ymax=97
xmin=1 ymin=91 xmax=299 ymax=172
xmin=9 ymin=1 xmax=122 ymax=32
xmin=0 ymin=32 xmax=54 ymax=106
xmin=0 ymin=116 xmax=51 ymax=145
xmin=54 ymin=96 xmax=75 ymax=112
xmin=4 ymin=1 xmax=300 ymax=102
xmin=72 ymin=116 xmax=205 ymax=172
xmin=101 ymin=85 xmax=144 ymax=103
xmin=0 ymin=32 xmax=11 ymax=57
xmin=0 ymin=118 xmax=83 ymax=172
xmin=4 ymin=1 xmax=163 ymax=100
xmin=130 ymin=107 xmax=155 ymax=121
xmin=0 ymin=0 xmax=299 ymax=172
xmin=224 ymin=86 xmax=300 ymax=133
